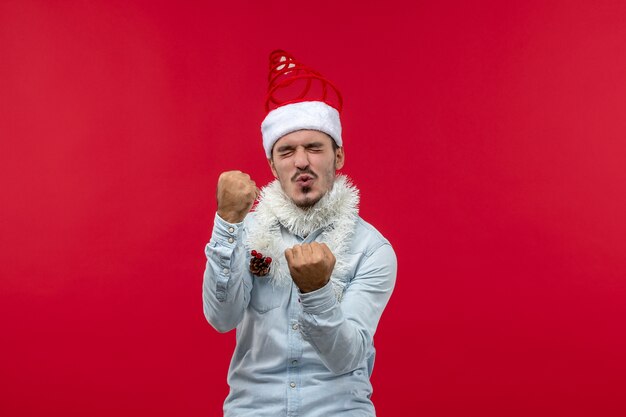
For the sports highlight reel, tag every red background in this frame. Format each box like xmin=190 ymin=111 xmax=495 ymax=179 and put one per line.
xmin=2 ymin=1 xmax=626 ymax=416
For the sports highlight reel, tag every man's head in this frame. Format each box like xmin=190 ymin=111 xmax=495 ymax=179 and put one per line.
xmin=261 ymin=51 xmax=345 ymax=207
xmin=268 ymin=130 xmax=344 ymax=208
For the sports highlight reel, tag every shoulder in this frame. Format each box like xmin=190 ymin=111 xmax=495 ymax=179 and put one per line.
xmin=352 ymin=216 xmax=394 ymax=257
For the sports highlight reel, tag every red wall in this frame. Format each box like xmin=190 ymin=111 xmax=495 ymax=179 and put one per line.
xmin=2 ymin=1 xmax=625 ymax=416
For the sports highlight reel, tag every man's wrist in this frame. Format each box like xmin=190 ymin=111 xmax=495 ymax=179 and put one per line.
xmin=217 ymin=209 xmax=246 ymax=224
xmin=296 ymin=277 xmax=330 ymax=293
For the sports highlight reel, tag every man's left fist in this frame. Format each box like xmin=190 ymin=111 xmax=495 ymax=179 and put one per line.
xmin=284 ymin=243 xmax=336 ymax=293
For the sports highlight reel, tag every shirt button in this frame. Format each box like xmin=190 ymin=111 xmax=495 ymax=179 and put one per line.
xmin=289 ymin=382 xmax=296 ymax=388
xmin=291 ymin=360 xmax=298 ymax=366
xmin=223 ymin=268 xmax=229 ymax=274
xmin=228 ymin=237 xmax=234 ymax=243
xmin=228 ymin=227 xmax=235 ymax=233
xmin=292 ymin=323 xmax=299 ymax=330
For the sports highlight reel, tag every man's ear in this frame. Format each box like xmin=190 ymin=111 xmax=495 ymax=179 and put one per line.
xmin=335 ymin=147 xmax=345 ymax=170
xmin=268 ymin=158 xmax=278 ymax=178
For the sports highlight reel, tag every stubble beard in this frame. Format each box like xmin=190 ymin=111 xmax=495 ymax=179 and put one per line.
xmin=280 ymin=155 xmax=338 ymax=209
xmin=294 ymin=170 xmax=336 ymax=209
xmin=295 ymin=186 xmax=318 ymax=209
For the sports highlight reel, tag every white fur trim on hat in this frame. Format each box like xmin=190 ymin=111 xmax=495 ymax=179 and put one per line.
xmin=261 ymin=101 xmax=342 ymax=158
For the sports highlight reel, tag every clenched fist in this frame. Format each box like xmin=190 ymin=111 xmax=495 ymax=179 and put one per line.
xmin=217 ymin=170 xmax=259 ymax=223
xmin=284 ymin=242 xmax=336 ymax=293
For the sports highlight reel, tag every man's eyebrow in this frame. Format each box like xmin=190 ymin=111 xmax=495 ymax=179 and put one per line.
xmin=276 ymin=142 xmax=325 ymax=152
xmin=304 ymin=142 xmax=324 ymax=148
xmin=276 ymin=144 xmax=295 ymax=153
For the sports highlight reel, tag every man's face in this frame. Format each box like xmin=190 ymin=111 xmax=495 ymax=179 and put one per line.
xmin=269 ymin=130 xmax=345 ymax=208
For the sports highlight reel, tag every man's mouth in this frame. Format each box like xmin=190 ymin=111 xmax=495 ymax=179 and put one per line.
xmin=295 ymin=174 xmax=315 ymax=187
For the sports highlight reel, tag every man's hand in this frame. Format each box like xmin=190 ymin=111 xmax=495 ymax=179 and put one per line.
xmin=217 ymin=171 xmax=259 ymax=223
xmin=284 ymin=243 xmax=336 ymax=293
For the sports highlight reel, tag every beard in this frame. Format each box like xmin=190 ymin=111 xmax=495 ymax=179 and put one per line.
xmin=289 ymin=157 xmax=337 ymax=209
xmin=295 ymin=187 xmax=319 ymax=209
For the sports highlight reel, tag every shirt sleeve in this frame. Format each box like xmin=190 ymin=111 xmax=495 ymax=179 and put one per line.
xmin=298 ymin=242 xmax=397 ymax=374
xmin=202 ymin=213 xmax=253 ymax=333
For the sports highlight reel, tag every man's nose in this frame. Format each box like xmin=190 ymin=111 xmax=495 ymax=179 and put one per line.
xmin=293 ymin=147 xmax=309 ymax=169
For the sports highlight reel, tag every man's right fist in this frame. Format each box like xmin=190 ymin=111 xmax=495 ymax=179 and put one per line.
xmin=216 ymin=171 xmax=259 ymax=223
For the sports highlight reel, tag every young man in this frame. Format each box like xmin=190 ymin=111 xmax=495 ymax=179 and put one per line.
xmin=203 ymin=50 xmax=397 ymax=416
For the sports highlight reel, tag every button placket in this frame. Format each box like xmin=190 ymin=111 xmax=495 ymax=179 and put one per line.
xmin=286 ymin=285 xmax=302 ymax=415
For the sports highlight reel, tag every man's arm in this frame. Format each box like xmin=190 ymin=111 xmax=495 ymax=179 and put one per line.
xmin=202 ymin=214 xmax=253 ymax=332
xmin=202 ymin=171 xmax=258 ymax=333
xmin=290 ymin=243 xmax=397 ymax=374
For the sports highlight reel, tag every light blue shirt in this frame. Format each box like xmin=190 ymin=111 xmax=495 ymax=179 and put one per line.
xmin=203 ymin=212 xmax=397 ymax=416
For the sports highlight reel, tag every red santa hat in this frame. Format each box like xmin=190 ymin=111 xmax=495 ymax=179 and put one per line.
xmin=261 ymin=50 xmax=343 ymax=158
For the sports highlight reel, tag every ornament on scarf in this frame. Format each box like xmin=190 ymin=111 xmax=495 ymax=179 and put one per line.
xmin=249 ymin=250 xmax=272 ymax=277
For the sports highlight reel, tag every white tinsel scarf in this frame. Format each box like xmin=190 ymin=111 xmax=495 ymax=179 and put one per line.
xmin=245 ymin=175 xmax=360 ymax=301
